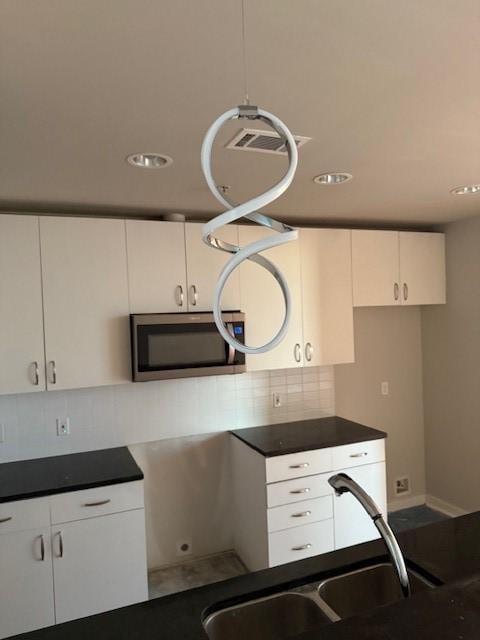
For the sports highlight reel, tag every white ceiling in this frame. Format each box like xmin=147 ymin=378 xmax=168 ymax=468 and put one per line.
xmin=1 ymin=0 xmax=480 ymax=227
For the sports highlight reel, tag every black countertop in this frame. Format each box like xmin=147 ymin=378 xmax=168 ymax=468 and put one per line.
xmin=230 ymin=417 xmax=387 ymax=457
xmin=15 ymin=511 xmax=480 ymax=640
xmin=0 ymin=447 xmax=143 ymax=504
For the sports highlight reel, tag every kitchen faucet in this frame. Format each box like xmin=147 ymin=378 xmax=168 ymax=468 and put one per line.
xmin=328 ymin=473 xmax=411 ymax=598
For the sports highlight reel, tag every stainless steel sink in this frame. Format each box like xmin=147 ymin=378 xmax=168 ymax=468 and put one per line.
xmin=317 ymin=562 xmax=434 ymax=620
xmin=203 ymin=592 xmax=332 ymax=640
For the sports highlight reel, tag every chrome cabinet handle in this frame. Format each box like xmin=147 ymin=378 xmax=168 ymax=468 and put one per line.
xmin=83 ymin=499 xmax=111 ymax=507
xmin=0 ymin=516 xmax=12 ymax=524
xmin=38 ymin=534 xmax=45 ymax=562
xmin=56 ymin=531 xmax=64 ymax=558
xmin=32 ymin=361 xmax=39 ymax=386
xmin=290 ymin=488 xmax=310 ymax=494
xmin=190 ymin=284 xmax=198 ymax=306
xmin=349 ymin=452 xmax=368 ymax=458
xmin=48 ymin=361 xmax=56 ymax=385
xmin=394 ymin=282 xmax=400 ymax=301
xmin=175 ymin=285 xmax=184 ymax=307
xmin=403 ymin=283 xmax=409 ymax=301
xmin=305 ymin=342 xmax=313 ymax=362
xmin=292 ymin=544 xmax=312 ymax=551
xmin=294 ymin=343 xmax=301 ymax=363
xmin=291 ymin=511 xmax=312 ymax=518
xmin=289 ymin=463 xmax=310 ymax=469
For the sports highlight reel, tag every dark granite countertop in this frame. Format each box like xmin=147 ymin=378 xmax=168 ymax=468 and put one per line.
xmin=230 ymin=417 xmax=387 ymax=457
xmin=0 ymin=447 xmax=143 ymax=503
xmin=14 ymin=511 xmax=480 ymax=640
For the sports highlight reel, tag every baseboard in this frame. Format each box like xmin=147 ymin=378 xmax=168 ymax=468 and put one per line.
xmin=388 ymin=494 xmax=426 ymax=512
xmin=425 ymin=494 xmax=469 ymax=518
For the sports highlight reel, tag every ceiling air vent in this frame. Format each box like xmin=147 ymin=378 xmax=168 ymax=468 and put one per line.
xmin=225 ymin=128 xmax=311 ymax=156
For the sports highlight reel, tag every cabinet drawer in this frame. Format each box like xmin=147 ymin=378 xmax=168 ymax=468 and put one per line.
xmin=268 ymin=520 xmax=334 ymax=567
xmin=267 ymin=473 xmax=331 ymax=508
xmin=50 ymin=481 xmax=144 ymax=524
xmin=266 ymin=448 xmax=333 ymax=484
xmin=332 ymin=439 xmax=385 ymax=471
xmin=267 ymin=496 xmax=333 ymax=533
xmin=0 ymin=498 xmax=50 ymax=534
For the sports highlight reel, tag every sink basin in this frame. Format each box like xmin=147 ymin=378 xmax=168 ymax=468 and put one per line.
xmin=317 ymin=562 xmax=434 ymax=620
xmin=203 ymin=592 xmax=331 ymax=640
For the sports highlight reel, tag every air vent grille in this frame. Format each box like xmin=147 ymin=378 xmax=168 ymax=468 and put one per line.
xmin=225 ymin=128 xmax=311 ymax=156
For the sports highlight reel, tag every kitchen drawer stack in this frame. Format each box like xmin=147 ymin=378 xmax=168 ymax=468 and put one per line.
xmin=231 ymin=435 xmax=386 ymax=571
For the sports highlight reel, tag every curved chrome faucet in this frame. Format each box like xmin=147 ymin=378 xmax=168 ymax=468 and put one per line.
xmin=328 ymin=473 xmax=411 ymax=598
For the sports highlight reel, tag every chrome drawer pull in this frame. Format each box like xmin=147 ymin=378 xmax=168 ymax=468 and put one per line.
xmin=290 ymin=488 xmax=310 ymax=494
xmin=32 ymin=361 xmax=40 ymax=386
xmin=0 ymin=516 xmax=12 ymax=524
xmin=39 ymin=534 xmax=45 ymax=562
xmin=292 ymin=544 xmax=312 ymax=551
xmin=349 ymin=452 xmax=368 ymax=458
xmin=289 ymin=463 xmax=310 ymax=469
xmin=291 ymin=511 xmax=312 ymax=518
xmin=175 ymin=285 xmax=184 ymax=307
xmin=83 ymin=499 xmax=111 ymax=507
xmin=56 ymin=531 xmax=64 ymax=558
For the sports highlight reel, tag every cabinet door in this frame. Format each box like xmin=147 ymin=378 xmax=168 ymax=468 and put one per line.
xmin=0 ymin=528 xmax=54 ymax=639
xmin=126 ymin=220 xmax=187 ymax=313
xmin=352 ymin=230 xmax=400 ymax=307
xmin=185 ymin=223 xmax=241 ymax=312
xmin=333 ymin=462 xmax=387 ymax=550
xmin=53 ymin=509 xmax=148 ymax=623
xmin=300 ymin=229 xmax=354 ymax=366
xmin=0 ymin=215 xmax=46 ymax=394
xmin=238 ymin=226 xmax=303 ymax=371
xmin=399 ymin=232 xmax=446 ymax=305
xmin=40 ymin=217 xmax=130 ymax=390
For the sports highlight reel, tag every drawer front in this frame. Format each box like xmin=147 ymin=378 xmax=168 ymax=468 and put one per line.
xmin=267 ymin=473 xmax=332 ymax=508
xmin=0 ymin=498 xmax=50 ymax=534
xmin=267 ymin=496 xmax=333 ymax=533
xmin=266 ymin=448 xmax=333 ymax=484
xmin=50 ymin=481 xmax=144 ymax=524
xmin=268 ymin=520 xmax=334 ymax=567
xmin=332 ymin=439 xmax=385 ymax=471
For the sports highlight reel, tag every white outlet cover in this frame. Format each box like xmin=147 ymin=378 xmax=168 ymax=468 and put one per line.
xmin=56 ymin=417 xmax=70 ymax=436
xmin=381 ymin=381 xmax=389 ymax=396
xmin=272 ymin=392 xmax=282 ymax=408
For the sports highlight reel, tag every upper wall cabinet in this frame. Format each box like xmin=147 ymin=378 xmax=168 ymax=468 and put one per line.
xmin=300 ymin=229 xmax=355 ymax=366
xmin=126 ymin=220 xmax=187 ymax=313
xmin=239 ymin=226 xmax=304 ymax=371
xmin=0 ymin=215 xmax=46 ymax=395
xmin=352 ymin=230 xmax=446 ymax=307
xmin=40 ymin=217 xmax=130 ymax=390
xmin=185 ymin=223 xmax=241 ymax=312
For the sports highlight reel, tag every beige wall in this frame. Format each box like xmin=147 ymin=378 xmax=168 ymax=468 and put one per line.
xmin=335 ymin=307 xmax=426 ymax=506
xmin=422 ymin=215 xmax=480 ymax=513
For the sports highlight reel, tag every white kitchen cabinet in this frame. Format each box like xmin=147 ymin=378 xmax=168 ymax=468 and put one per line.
xmin=332 ymin=462 xmax=386 ymax=550
xmin=185 ymin=223 xmax=241 ymax=312
xmin=40 ymin=217 xmax=130 ymax=390
xmin=399 ymin=232 xmax=446 ymax=305
xmin=238 ymin=225 xmax=304 ymax=371
xmin=299 ymin=229 xmax=354 ymax=366
xmin=0 ymin=215 xmax=46 ymax=395
xmin=126 ymin=220 xmax=187 ymax=313
xmin=53 ymin=509 xmax=148 ymax=623
xmin=352 ymin=229 xmax=446 ymax=307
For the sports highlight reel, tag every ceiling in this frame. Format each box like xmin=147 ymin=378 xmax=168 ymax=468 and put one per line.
xmin=1 ymin=0 xmax=480 ymax=227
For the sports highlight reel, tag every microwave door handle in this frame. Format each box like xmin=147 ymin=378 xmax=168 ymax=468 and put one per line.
xmin=226 ymin=323 xmax=235 ymax=365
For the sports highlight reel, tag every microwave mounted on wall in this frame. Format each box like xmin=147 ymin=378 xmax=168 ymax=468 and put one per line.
xmin=130 ymin=312 xmax=246 ymax=382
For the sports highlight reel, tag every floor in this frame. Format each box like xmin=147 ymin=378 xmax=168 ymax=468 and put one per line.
xmin=148 ymin=505 xmax=449 ymax=599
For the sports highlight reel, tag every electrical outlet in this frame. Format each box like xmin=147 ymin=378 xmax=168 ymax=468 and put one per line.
xmin=395 ymin=476 xmax=410 ymax=496
xmin=381 ymin=381 xmax=389 ymax=396
xmin=0 ymin=424 xmax=5 ymax=443
xmin=56 ymin=417 xmax=70 ymax=436
xmin=176 ymin=538 xmax=192 ymax=557
xmin=272 ymin=392 xmax=282 ymax=408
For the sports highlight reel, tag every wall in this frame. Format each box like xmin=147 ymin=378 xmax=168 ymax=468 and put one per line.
xmin=335 ymin=307 xmax=426 ymax=508
xmin=0 ymin=365 xmax=334 ymax=568
xmin=422 ymin=215 xmax=480 ymax=515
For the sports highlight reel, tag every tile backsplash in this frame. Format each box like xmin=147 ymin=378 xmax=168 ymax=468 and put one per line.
xmin=0 ymin=366 xmax=335 ymax=463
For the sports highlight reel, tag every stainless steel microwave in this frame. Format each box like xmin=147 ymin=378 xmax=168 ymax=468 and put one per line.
xmin=130 ymin=312 xmax=246 ymax=381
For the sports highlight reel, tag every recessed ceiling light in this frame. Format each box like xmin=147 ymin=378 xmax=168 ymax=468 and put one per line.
xmin=313 ymin=172 xmax=352 ymax=185
xmin=450 ymin=184 xmax=480 ymax=195
xmin=126 ymin=153 xmax=173 ymax=169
